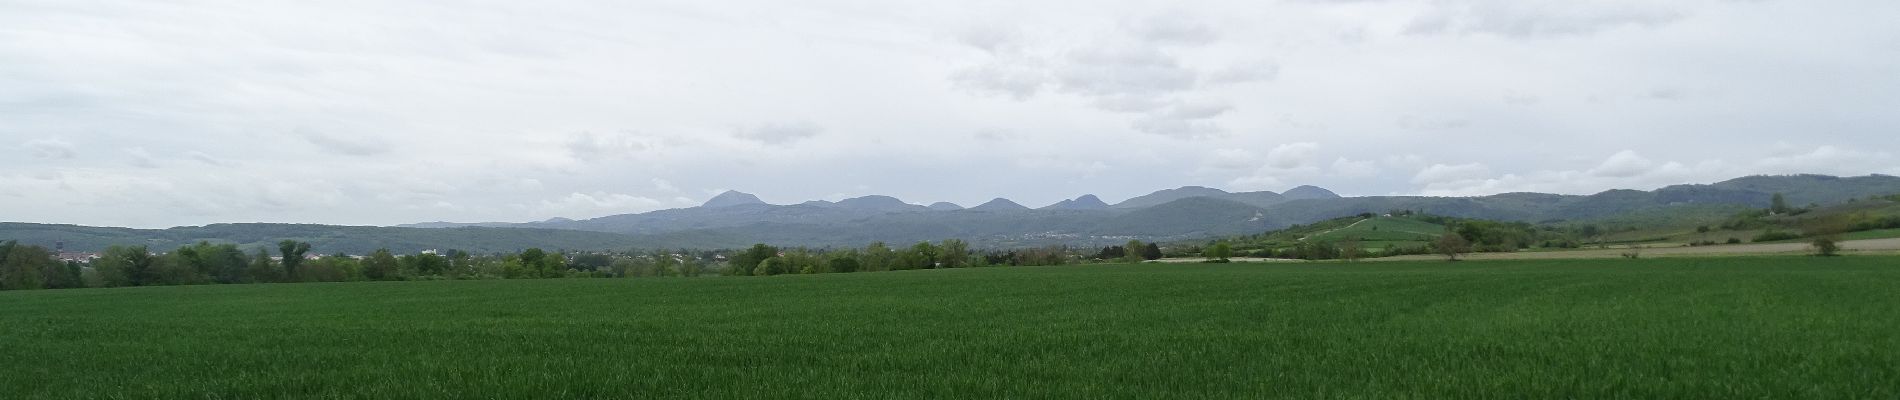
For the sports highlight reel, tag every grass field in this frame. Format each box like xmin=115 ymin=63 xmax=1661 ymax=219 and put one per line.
xmin=5 ymin=257 xmax=1900 ymax=398
xmin=1304 ymin=216 xmax=1444 ymax=243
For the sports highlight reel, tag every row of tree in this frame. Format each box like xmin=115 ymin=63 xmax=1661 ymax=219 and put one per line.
xmin=726 ymin=239 xmax=1078 ymax=277
xmin=1 ymin=236 xmax=1132 ymax=290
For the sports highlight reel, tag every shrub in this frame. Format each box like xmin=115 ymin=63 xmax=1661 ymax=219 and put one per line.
xmin=1812 ymin=238 xmax=1841 ymax=257
xmin=1753 ymin=230 xmax=1802 ymax=242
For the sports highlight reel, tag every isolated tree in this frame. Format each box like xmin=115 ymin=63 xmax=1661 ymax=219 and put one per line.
xmin=278 ymin=240 xmax=310 ymax=280
xmin=1206 ymin=242 xmax=1233 ymax=262
xmin=1124 ymin=240 xmax=1146 ymax=263
xmin=1805 ymin=215 xmax=1850 ymax=257
xmin=1770 ymin=193 xmax=1791 ymax=214
xmin=1812 ymin=237 xmax=1841 ymax=256
xmin=1434 ymin=232 xmax=1472 ymax=261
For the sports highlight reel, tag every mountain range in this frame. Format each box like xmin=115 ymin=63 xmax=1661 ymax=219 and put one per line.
xmin=7 ymin=174 xmax=1899 ymax=254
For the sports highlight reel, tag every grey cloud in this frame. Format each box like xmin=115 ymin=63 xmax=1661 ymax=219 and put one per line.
xmin=1405 ymin=1 xmax=1685 ymax=38
xmin=1398 ymin=115 xmax=1472 ymax=131
xmin=567 ymin=131 xmax=659 ymax=160
xmin=1128 ymin=14 xmax=1219 ymax=45
xmin=734 ymin=122 xmax=822 ymax=145
xmin=295 ymin=128 xmax=386 ymax=156
xmin=1203 ymin=62 xmax=1281 ymax=85
xmin=123 ymin=147 xmax=158 ymax=169
xmin=1645 ymin=88 xmax=1685 ymax=100
xmin=25 ymin=138 xmax=76 ymax=159
xmin=950 ymin=63 xmax=1047 ymax=100
xmin=1057 ymin=46 xmax=1199 ymax=97
xmin=186 ymin=151 xmax=227 ymax=166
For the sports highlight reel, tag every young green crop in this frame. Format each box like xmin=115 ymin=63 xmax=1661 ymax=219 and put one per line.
xmin=3 ymin=256 xmax=1897 ymax=398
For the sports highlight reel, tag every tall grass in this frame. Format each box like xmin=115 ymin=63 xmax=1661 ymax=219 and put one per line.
xmin=3 ymin=256 xmax=1897 ymax=398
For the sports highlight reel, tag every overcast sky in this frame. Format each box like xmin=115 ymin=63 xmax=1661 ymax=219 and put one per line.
xmin=4 ymin=0 xmax=1898 ymax=228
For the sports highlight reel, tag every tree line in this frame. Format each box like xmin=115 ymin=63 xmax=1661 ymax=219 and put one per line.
xmin=2 ymin=237 xmax=1171 ymax=291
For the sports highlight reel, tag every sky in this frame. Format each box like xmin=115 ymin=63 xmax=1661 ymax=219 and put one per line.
xmin=3 ymin=0 xmax=1898 ymax=228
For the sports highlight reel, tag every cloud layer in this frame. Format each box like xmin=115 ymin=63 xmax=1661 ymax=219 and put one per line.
xmin=2 ymin=0 xmax=1897 ymax=227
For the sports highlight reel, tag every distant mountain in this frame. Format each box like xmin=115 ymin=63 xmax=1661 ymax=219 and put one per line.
xmin=969 ymin=198 xmax=1030 ymax=211
xmin=1112 ymin=186 xmax=1292 ymax=209
xmin=13 ymin=174 xmax=1900 ymax=253
xmin=927 ymin=202 xmax=964 ymax=211
xmin=702 ymin=190 xmax=767 ymax=208
xmin=1111 ymin=186 xmax=1233 ymax=209
xmin=1041 ymin=195 xmax=1109 ymax=210
xmin=834 ymin=195 xmax=927 ymax=212
xmin=1283 ymin=185 xmax=1341 ymax=200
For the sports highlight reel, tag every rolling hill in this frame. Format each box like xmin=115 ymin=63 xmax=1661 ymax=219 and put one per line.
xmin=6 ymin=174 xmax=1899 ymax=253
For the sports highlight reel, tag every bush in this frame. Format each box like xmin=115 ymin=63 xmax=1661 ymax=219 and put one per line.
xmin=1753 ymin=230 xmax=1803 ymax=242
xmin=1726 ymin=238 xmax=1742 ymax=244
xmin=1812 ymin=237 xmax=1841 ymax=257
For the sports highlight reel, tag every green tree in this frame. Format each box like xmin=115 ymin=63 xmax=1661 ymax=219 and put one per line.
xmin=1141 ymin=243 xmax=1164 ymax=261
xmin=1811 ymin=237 xmax=1840 ymax=256
xmin=755 ymin=257 xmax=789 ymax=276
xmin=363 ymin=249 xmax=400 ymax=280
xmin=174 ymin=242 xmax=247 ymax=284
xmin=1434 ymin=232 xmax=1471 ymax=261
xmin=278 ymin=240 xmax=310 ymax=280
xmin=828 ymin=257 xmax=861 ymax=273
xmin=653 ymin=254 xmax=678 ymax=277
xmin=1205 ymin=242 xmax=1233 ymax=262
xmin=901 ymin=241 xmax=940 ymax=270
xmin=447 ymin=250 xmax=473 ymax=278
xmin=860 ymin=242 xmax=893 ymax=272
xmin=94 ymin=246 xmax=157 ymax=287
xmin=247 ymin=248 xmax=282 ymax=283
xmin=940 ymin=239 xmax=970 ymax=268
xmin=0 ymin=241 xmax=48 ymax=290
xmin=1770 ymin=193 xmax=1791 ymax=214
xmin=727 ymin=244 xmax=779 ymax=276
xmin=408 ymin=252 xmax=449 ymax=277
xmin=1340 ymin=238 xmax=1363 ymax=262
xmin=1124 ymin=240 xmax=1146 ymax=263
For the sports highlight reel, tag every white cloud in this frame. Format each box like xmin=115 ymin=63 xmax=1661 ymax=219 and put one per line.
xmin=1412 ymin=163 xmax=1494 ymax=184
xmin=294 ymin=128 xmax=385 ymax=157
xmin=1404 ymin=0 xmax=1687 ymax=38
xmin=1265 ymin=142 xmax=1321 ymax=169
xmin=1589 ymin=150 xmax=1654 ymax=178
xmin=733 ymin=122 xmax=822 ymax=145
xmin=534 ymin=192 xmax=664 ymax=218
xmin=1331 ymin=157 xmax=1381 ymax=178
xmin=0 ymin=1 xmax=1896 ymax=227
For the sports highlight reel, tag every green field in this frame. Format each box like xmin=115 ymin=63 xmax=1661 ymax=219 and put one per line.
xmin=5 ymin=257 xmax=1899 ymax=398
xmin=1304 ymin=216 xmax=1445 ymax=243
